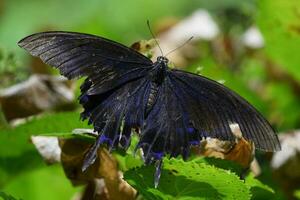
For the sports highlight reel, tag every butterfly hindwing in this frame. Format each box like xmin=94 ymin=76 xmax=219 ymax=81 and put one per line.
xmin=81 ymin=77 xmax=152 ymax=168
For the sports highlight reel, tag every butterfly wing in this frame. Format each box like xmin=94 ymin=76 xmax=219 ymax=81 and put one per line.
xmin=138 ymin=69 xmax=280 ymax=164
xmin=80 ymin=75 xmax=154 ymax=170
xmin=18 ymin=31 xmax=155 ymax=169
xmin=18 ymin=31 xmax=153 ymax=95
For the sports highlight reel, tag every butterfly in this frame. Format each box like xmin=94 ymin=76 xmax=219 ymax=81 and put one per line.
xmin=18 ymin=31 xmax=281 ymax=187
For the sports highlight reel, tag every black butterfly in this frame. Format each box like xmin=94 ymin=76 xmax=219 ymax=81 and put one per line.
xmin=18 ymin=31 xmax=281 ymax=186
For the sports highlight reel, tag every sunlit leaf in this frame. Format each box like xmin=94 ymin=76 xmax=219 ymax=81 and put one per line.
xmin=124 ymin=158 xmax=251 ymax=200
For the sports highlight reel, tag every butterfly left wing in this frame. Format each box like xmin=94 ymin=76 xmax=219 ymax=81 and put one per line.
xmin=18 ymin=31 xmax=155 ymax=170
xmin=138 ymin=69 xmax=281 ymax=165
xmin=18 ymin=31 xmax=153 ymax=95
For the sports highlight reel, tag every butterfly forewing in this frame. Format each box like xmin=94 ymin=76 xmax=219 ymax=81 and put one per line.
xmin=18 ymin=31 xmax=153 ymax=95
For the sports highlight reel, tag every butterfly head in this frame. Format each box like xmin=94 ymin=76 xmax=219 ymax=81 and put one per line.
xmin=157 ymin=56 xmax=169 ymax=65
xmin=152 ymin=56 xmax=169 ymax=83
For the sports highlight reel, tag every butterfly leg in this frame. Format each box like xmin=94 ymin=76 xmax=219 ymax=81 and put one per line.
xmin=239 ymin=167 xmax=250 ymax=182
xmin=82 ymin=141 xmax=100 ymax=172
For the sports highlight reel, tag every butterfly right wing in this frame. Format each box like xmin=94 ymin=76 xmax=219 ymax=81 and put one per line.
xmin=167 ymin=70 xmax=281 ymax=152
xmin=136 ymin=69 xmax=280 ymax=167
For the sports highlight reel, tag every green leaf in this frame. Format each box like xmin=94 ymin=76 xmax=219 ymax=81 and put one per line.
xmin=197 ymin=157 xmax=244 ymax=176
xmin=114 ymin=153 xmax=143 ymax=172
xmin=2 ymin=165 xmax=82 ymax=200
xmin=295 ymin=190 xmax=300 ymax=199
xmin=0 ymin=112 xmax=90 ymax=157
xmin=0 ymin=105 xmax=9 ymax=129
xmin=256 ymin=0 xmax=300 ymax=131
xmin=113 ymin=135 xmax=143 ymax=171
xmin=257 ymin=0 xmax=300 ymax=81
xmin=38 ymin=132 xmax=96 ymax=143
xmin=0 ymin=191 xmax=21 ymax=200
xmin=0 ymin=112 xmax=91 ymax=186
xmin=245 ymin=174 xmax=277 ymax=200
xmin=124 ymin=158 xmax=250 ymax=200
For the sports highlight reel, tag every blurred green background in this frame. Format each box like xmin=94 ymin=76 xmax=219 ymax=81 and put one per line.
xmin=0 ymin=0 xmax=300 ymax=199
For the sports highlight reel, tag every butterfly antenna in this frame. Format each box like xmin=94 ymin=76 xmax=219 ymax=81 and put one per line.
xmin=165 ymin=36 xmax=194 ymax=57
xmin=147 ymin=20 xmax=164 ymax=56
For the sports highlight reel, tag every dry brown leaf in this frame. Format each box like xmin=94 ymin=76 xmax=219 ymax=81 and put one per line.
xmin=196 ymin=123 xmax=258 ymax=175
xmin=0 ymin=75 xmax=75 ymax=121
xmin=59 ymin=138 xmax=136 ymax=200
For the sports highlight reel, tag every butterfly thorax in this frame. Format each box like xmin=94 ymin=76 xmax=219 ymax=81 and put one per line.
xmin=150 ymin=56 xmax=168 ymax=84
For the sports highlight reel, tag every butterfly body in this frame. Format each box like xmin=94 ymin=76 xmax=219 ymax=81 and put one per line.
xmin=18 ymin=31 xmax=281 ymax=186
xmin=145 ymin=56 xmax=169 ymax=115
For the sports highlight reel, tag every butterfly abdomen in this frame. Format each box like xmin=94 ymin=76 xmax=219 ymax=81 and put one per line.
xmin=145 ymin=82 xmax=159 ymax=115
xmin=144 ymin=60 xmax=169 ymax=115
